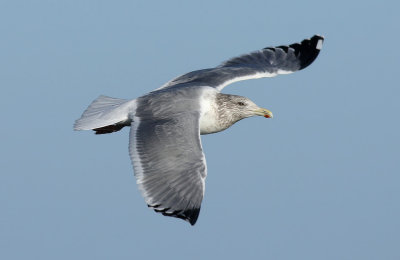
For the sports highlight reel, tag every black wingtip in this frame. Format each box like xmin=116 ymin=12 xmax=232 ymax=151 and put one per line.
xmin=163 ymin=207 xmax=200 ymax=226
xmin=184 ymin=208 xmax=201 ymax=225
xmin=149 ymin=204 xmax=201 ymax=226
xmin=291 ymin=35 xmax=324 ymax=70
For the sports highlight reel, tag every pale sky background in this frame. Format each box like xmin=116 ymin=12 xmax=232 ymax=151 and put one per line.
xmin=1 ymin=0 xmax=399 ymax=259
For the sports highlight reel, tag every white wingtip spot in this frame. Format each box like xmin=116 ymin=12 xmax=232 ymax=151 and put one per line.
xmin=316 ymin=39 xmax=323 ymax=50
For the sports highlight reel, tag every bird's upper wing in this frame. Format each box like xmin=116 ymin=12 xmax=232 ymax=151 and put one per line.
xmin=158 ymin=35 xmax=324 ymax=92
xmin=129 ymin=105 xmax=206 ymax=225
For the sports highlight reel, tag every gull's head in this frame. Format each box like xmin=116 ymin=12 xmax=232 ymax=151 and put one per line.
xmin=216 ymin=94 xmax=273 ymax=123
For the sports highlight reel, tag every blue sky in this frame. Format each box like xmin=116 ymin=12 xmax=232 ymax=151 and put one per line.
xmin=1 ymin=0 xmax=399 ymax=259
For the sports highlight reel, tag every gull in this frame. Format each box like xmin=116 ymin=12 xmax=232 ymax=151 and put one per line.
xmin=74 ymin=35 xmax=324 ymax=225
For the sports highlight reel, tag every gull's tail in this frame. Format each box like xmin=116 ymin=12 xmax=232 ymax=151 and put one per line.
xmin=74 ymin=95 xmax=136 ymax=134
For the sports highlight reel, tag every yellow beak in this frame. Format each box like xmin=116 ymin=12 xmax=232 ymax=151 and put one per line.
xmin=254 ymin=107 xmax=273 ymax=118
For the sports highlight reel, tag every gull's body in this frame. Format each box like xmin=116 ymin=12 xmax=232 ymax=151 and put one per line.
xmin=74 ymin=35 xmax=324 ymax=225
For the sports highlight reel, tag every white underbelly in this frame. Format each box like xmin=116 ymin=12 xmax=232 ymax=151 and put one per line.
xmin=199 ymin=110 xmax=221 ymax=134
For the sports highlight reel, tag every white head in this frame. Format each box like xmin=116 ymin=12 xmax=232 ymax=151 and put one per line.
xmin=216 ymin=93 xmax=273 ymax=129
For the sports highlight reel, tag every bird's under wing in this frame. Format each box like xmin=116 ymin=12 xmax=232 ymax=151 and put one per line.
xmin=129 ymin=111 xmax=206 ymax=225
xmin=158 ymin=35 xmax=324 ymax=92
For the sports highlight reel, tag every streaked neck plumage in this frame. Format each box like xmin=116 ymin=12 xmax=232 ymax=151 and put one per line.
xmin=199 ymin=91 xmax=255 ymax=135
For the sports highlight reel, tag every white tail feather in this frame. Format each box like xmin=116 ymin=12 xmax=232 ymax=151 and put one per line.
xmin=74 ymin=95 xmax=136 ymax=131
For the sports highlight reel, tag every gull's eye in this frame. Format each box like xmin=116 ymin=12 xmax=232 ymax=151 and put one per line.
xmin=237 ymin=101 xmax=245 ymax=106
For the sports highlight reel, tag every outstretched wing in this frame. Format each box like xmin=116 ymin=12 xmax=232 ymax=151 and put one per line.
xmin=158 ymin=35 xmax=324 ymax=92
xmin=129 ymin=111 xmax=206 ymax=225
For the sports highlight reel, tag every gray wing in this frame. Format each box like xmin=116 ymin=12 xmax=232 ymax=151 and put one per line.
xmin=129 ymin=111 xmax=206 ymax=225
xmin=158 ymin=35 xmax=324 ymax=92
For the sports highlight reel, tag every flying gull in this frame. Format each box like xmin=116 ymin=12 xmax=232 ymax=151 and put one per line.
xmin=74 ymin=35 xmax=324 ymax=225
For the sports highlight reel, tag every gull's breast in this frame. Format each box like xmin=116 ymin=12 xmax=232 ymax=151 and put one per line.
xmin=198 ymin=88 xmax=226 ymax=135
